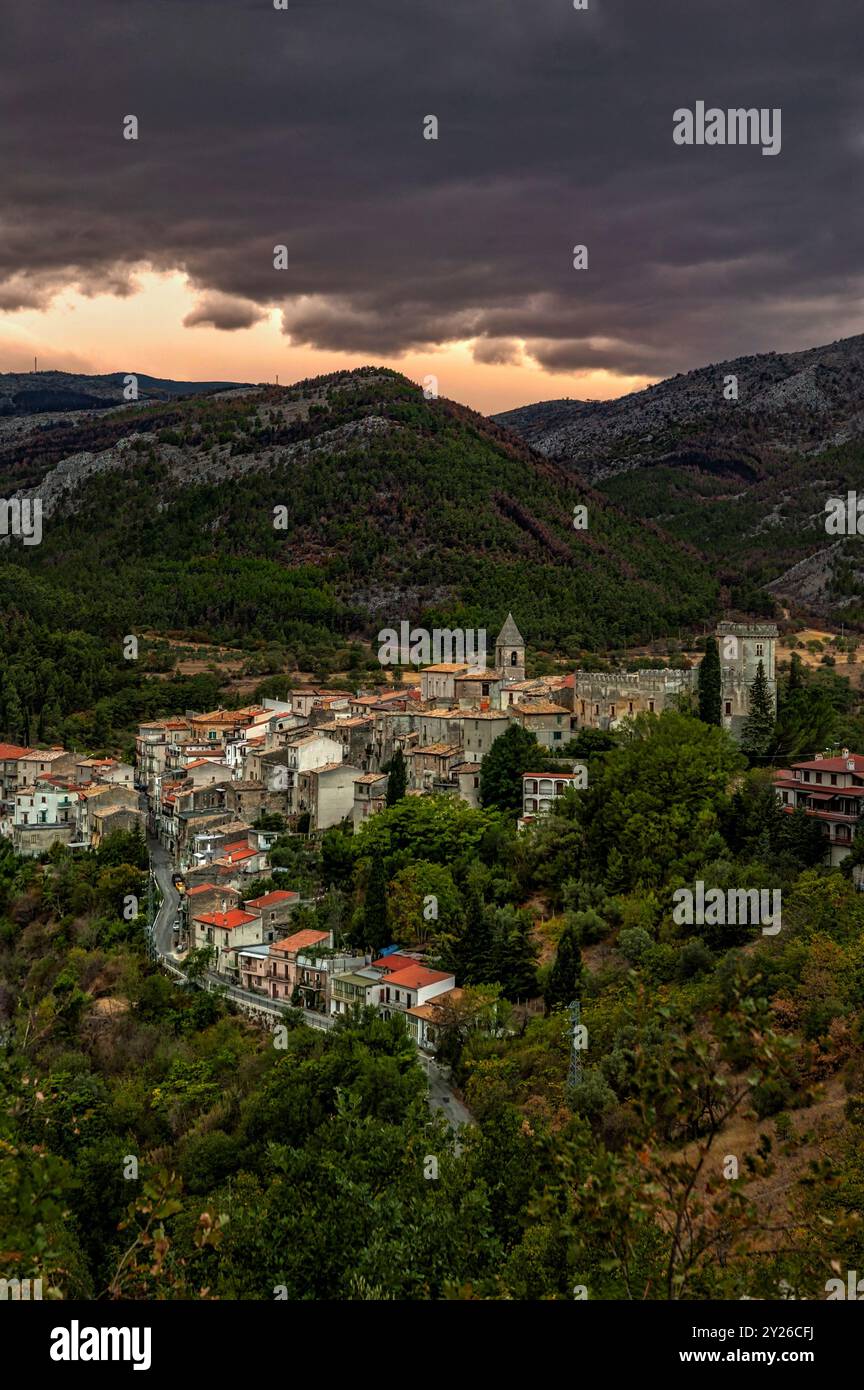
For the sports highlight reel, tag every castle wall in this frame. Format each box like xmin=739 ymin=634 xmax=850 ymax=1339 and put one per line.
xmin=574 ymin=625 xmax=778 ymax=739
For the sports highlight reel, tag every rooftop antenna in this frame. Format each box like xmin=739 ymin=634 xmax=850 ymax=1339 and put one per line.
xmin=34 ymin=356 xmax=37 ymax=373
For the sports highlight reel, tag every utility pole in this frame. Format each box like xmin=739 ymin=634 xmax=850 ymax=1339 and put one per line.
xmin=567 ymin=999 xmax=584 ymax=1088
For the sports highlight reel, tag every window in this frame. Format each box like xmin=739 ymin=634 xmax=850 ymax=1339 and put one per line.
xmin=553 ymin=731 xmax=562 ymax=741
xmin=648 ymin=700 xmax=655 ymax=713
xmin=725 ymin=701 xmax=732 ymax=716
xmin=594 ymin=704 xmax=600 ymax=716
xmin=510 ymin=651 xmax=518 ymax=666
xmin=756 ymin=643 xmax=763 ymax=656
xmin=609 ymin=705 xmax=615 ymax=718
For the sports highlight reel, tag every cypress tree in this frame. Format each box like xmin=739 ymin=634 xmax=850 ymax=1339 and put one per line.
xmin=386 ymin=747 xmax=407 ymax=806
xmin=742 ymin=659 xmax=775 ymax=759
xmin=362 ymin=850 xmax=390 ymax=954
xmin=459 ymin=886 xmax=494 ymax=984
xmin=545 ymin=919 xmax=583 ymax=1015
xmin=2 ymin=680 xmax=23 ymax=743
xmin=698 ymin=636 xmax=722 ymax=726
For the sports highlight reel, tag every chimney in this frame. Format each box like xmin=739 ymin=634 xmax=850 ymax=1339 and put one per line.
xmin=842 ymin=748 xmax=850 ymax=758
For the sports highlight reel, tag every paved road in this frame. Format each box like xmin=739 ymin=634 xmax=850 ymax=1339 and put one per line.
xmin=149 ymin=839 xmax=179 ymax=957
xmin=419 ymin=1054 xmax=475 ymax=1129
xmin=147 ymin=837 xmax=332 ymax=1030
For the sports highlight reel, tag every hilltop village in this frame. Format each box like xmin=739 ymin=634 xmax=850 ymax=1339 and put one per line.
xmin=5 ymin=613 xmax=857 ymax=1042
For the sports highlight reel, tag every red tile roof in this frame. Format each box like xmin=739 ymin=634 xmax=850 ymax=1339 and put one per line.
xmin=783 ymin=754 xmax=864 ymax=773
xmin=270 ymin=928 xmax=330 ymax=954
xmin=0 ymin=744 xmax=31 ymax=760
xmin=382 ymin=965 xmax=454 ymax=991
xmin=245 ymin=890 xmax=299 ymax=908
xmin=217 ymin=846 xmax=257 ymax=863
xmin=194 ymin=909 xmax=258 ymax=930
xmin=371 ymin=953 xmax=422 ymax=974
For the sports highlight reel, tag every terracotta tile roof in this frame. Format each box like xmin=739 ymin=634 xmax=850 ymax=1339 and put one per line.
xmin=0 ymin=744 xmax=32 ymax=759
xmin=514 ymin=701 xmax=570 ymax=715
xmin=371 ymin=953 xmax=422 ymax=973
xmin=781 ymin=754 xmax=864 ymax=773
xmin=381 ymin=964 xmax=454 ymax=990
xmin=270 ymin=928 xmax=330 ymax=954
xmin=194 ymin=909 xmax=258 ymax=930
xmin=406 ymin=988 xmax=462 ymax=1019
xmin=316 ymin=718 xmax=373 ymax=730
xmin=423 ymin=708 xmax=508 ymax=721
xmin=244 ymin=890 xmax=299 ymax=908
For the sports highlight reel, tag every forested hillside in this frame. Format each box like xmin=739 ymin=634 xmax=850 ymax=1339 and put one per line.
xmin=4 ymin=704 xmax=864 ymax=1301
xmin=496 ymin=333 xmax=864 ymax=623
xmin=0 ymin=369 xmax=720 ymax=749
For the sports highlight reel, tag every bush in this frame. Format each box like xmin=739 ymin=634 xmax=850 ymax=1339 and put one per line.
xmin=618 ymin=926 xmax=653 ymax=965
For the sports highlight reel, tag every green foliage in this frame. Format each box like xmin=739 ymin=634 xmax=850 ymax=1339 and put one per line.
xmin=385 ymin=748 xmax=407 ymax=806
xmin=480 ymin=724 xmax=544 ymax=814
xmin=698 ymin=636 xmax=721 ymax=726
xmin=742 ymin=659 xmax=775 ymax=760
xmin=545 ymin=920 xmax=583 ymax=1014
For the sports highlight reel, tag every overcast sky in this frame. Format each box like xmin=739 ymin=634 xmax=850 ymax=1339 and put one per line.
xmin=1 ymin=0 xmax=862 ymax=411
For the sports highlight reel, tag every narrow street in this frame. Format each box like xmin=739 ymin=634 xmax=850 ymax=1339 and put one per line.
xmin=419 ymin=1054 xmax=475 ymax=1129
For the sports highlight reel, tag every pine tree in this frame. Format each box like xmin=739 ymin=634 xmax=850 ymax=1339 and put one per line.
xmin=2 ymin=679 xmax=24 ymax=743
xmin=480 ymin=724 xmax=541 ymax=813
xmin=361 ymin=850 xmax=390 ymax=954
xmin=742 ymin=659 xmax=775 ymax=760
xmin=458 ymin=886 xmax=494 ymax=984
xmin=386 ymin=748 xmax=407 ymax=806
xmin=698 ymin=636 xmax=722 ymax=726
xmin=492 ymin=908 xmax=538 ymax=1001
xmin=545 ymin=919 xmax=583 ymax=1015
xmin=788 ymin=651 xmax=804 ymax=693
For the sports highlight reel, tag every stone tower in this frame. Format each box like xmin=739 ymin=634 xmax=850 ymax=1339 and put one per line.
xmin=495 ymin=612 xmax=526 ymax=682
xmin=715 ymin=621 xmax=778 ymax=736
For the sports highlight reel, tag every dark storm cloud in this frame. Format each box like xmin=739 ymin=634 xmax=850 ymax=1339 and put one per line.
xmin=183 ymin=293 xmax=268 ymax=331
xmin=2 ymin=0 xmax=863 ymax=381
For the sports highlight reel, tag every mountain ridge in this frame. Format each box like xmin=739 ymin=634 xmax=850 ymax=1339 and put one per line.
xmin=495 ymin=333 xmax=864 ymax=624
xmin=0 ymin=365 xmax=719 ymax=656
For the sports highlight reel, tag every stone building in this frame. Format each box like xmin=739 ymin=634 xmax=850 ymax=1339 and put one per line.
xmin=495 ymin=613 xmax=526 ymax=683
xmin=573 ymin=623 xmax=778 ymax=740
